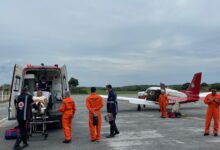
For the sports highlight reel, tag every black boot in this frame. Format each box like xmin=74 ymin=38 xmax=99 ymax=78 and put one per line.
xmin=13 ymin=138 xmax=22 ymax=150
xmin=63 ymin=139 xmax=71 ymax=143
xmin=106 ymin=126 xmax=115 ymax=138
xmin=114 ymin=124 xmax=120 ymax=135
xmin=13 ymin=146 xmax=21 ymax=150
xmin=23 ymin=140 xmax=29 ymax=148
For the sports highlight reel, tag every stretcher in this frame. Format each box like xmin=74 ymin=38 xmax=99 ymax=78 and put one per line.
xmin=29 ymin=91 xmax=60 ymax=140
xmin=29 ymin=108 xmax=49 ymax=140
xmin=29 ymin=108 xmax=61 ymax=140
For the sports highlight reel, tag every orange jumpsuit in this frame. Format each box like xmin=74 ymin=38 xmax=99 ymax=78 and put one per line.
xmin=86 ymin=93 xmax=104 ymax=141
xmin=204 ymin=94 xmax=220 ymax=134
xmin=58 ymin=96 xmax=76 ymax=141
xmin=159 ymin=94 xmax=168 ymax=118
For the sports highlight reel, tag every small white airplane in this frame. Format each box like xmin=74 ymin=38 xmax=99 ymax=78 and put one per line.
xmin=102 ymin=72 xmax=207 ymax=112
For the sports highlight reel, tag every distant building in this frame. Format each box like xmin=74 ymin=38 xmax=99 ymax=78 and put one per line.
xmin=0 ymin=84 xmax=11 ymax=102
xmin=0 ymin=84 xmax=10 ymax=93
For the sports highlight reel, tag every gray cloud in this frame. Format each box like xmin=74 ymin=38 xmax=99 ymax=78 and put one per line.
xmin=1 ymin=0 xmax=220 ymax=86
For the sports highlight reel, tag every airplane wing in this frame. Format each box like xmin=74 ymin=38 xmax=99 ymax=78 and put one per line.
xmin=100 ymin=95 xmax=157 ymax=106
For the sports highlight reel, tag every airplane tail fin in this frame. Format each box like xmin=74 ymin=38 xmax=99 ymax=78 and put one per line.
xmin=186 ymin=72 xmax=202 ymax=95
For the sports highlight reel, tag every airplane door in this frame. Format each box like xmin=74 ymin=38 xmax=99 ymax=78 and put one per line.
xmin=8 ymin=64 xmax=23 ymax=120
xmin=61 ymin=65 xmax=69 ymax=97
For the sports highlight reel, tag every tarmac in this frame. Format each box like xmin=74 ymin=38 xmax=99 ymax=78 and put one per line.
xmin=1 ymin=94 xmax=220 ymax=150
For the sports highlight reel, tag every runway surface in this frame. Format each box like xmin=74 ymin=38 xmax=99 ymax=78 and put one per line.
xmin=0 ymin=94 xmax=220 ymax=150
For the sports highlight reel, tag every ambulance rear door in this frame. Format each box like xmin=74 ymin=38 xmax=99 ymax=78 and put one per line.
xmin=61 ymin=65 xmax=69 ymax=97
xmin=8 ymin=64 xmax=23 ymax=120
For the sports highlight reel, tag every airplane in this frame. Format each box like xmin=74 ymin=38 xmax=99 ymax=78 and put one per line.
xmin=102 ymin=72 xmax=203 ymax=112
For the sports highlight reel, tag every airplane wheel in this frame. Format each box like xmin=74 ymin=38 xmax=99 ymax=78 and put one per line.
xmin=137 ymin=105 xmax=141 ymax=111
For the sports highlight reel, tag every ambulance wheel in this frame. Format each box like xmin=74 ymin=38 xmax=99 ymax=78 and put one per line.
xmin=137 ymin=105 xmax=141 ymax=111
xmin=58 ymin=119 xmax=62 ymax=128
xmin=54 ymin=120 xmax=62 ymax=128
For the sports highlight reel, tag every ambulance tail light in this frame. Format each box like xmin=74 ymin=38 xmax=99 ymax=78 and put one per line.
xmin=26 ymin=64 xmax=32 ymax=68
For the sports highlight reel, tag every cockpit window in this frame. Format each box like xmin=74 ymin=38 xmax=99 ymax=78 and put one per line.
xmin=147 ymin=90 xmax=155 ymax=95
xmin=146 ymin=90 xmax=161 ymax=101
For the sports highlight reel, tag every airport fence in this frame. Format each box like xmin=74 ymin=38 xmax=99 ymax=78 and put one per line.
xmin=0 ymin=94 xmax=10 ymax=103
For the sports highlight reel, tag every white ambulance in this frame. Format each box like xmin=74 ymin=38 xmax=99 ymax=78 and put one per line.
xmin=8 ymin=64 xmax=69 ymax=125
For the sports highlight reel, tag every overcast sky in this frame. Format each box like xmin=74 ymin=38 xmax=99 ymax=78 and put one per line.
xmin=0 ymin=0 xmax=220 ymax=87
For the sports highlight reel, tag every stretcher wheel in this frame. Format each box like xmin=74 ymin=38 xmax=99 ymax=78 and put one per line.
xmin=44 ymin=133 xmax=48 ymax=140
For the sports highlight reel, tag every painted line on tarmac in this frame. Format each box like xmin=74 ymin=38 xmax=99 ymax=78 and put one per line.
xmin=208 ymin=139 xmax=220 ymax=143
xmin=0 ymin=117 xmax=8 ymax=124
xmin=103 ymin=130 xmax=163 ymax=149
xmin=184 ymin=117 xmax=205 ymax=121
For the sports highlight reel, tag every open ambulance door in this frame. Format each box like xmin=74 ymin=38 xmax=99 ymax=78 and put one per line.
xmin=8 ymin=64 xmax=23 ymax=120
xmin=61 ymin=65 xmax=69 ymax=98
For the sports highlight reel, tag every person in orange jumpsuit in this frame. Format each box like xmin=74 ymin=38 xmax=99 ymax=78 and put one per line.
xmin=159 ymin=90 xmax=168 ymax=118
xmin=204 ymin=89 xmax=220 ymax=136
xmin=86 ymin=87 xmax=104 ymax=142
xmin=58 ymin=92 xmax=76 ymax=143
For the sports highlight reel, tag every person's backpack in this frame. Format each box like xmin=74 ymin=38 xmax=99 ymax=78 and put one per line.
xmin=169 ymin=112 xmax=176 ymax=118
xmin=5 ymin=128 xmax=20 ymax=140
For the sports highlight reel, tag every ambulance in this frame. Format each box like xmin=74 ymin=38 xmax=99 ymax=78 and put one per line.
xmin=8 ymin=63 xmax=69 ymax=125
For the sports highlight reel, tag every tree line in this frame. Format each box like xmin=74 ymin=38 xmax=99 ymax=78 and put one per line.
xmin=68 ymin=77 xmax=220 ymax=94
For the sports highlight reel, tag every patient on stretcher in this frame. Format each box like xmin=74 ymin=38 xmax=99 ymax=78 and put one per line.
xmin=32 ymin=90 xmax=48 ymax=114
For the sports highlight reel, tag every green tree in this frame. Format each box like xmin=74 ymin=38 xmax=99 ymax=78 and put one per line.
xmin=182 ymin=82 xmax=190 ymax=90
xmin=209 ymin=83 xmax=220 ymax=91
xmin=68 ymin=77 xmax=79 ymax=87
xmin=201 ymin=82 xmax=208 ymax=87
